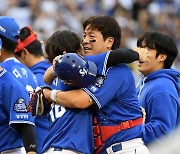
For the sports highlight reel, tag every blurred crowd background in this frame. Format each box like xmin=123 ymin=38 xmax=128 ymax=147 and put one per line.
xmin=0 ymin=0 xmax=179 ymax=81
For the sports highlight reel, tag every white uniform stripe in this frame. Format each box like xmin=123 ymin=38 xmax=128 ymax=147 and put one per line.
xmin=102 ymin=51 xmax=111 ymax=76
xmin=0 ymin=69 xmax=7 ymax=77
xmin=83 ymin=88 xmax=101 ymax=109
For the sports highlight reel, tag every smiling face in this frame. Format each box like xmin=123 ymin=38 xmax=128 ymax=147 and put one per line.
xmin=82 ymin=25 xmax=114 ymax=56
xmin=82 ymin=15 xmax=121 ymax=56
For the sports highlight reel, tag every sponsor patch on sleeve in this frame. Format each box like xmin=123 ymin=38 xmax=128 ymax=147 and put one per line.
xmin=94 ymin=76 xmax=106 ymax=88
xmin=89 ymin=76 xmax=106 ymax=93
xmin=13 ymin=98 xmax=27 ymax=112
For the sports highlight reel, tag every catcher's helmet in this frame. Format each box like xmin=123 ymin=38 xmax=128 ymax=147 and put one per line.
xmin=55 ymin=53 xmax=97 ymax=88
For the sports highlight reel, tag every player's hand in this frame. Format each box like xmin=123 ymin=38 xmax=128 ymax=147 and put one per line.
xmin=27 ymin=86 xmax=52 ymax=116
xmin=42 ymin=88 xmax=53 ymax=102
xmin=52 ymin=55 xmax=62 ymax=71
xmin=132 ymin=47 xmax=150 ymax=62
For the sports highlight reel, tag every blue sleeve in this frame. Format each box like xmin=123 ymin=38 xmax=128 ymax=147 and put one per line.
xmin=85 ymin=51 xmax=110 ymax=76
xmin=85 ymin=52 xmax=108 ymax=66
xmin=83 ymin=65 xmax=134 ymax=108
xmin=144 ymin=93 xmax=178 ymax=145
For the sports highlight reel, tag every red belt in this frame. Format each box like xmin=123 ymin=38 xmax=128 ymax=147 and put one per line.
xmin=93 ymin=117 xmax=143 ymax=154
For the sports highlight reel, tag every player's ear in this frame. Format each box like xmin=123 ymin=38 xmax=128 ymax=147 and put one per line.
xmin=106 ymin=37 xmax=114 ymax=50
xmin=77 ymin=44 xmax=85 ymax=56
xmin=21 ymin=48 xmax=28 ymax=59
xmin=158 ymin=53 xmax=167 ymax=62
xmin=22 ymin=48 xmax=29 ymax=55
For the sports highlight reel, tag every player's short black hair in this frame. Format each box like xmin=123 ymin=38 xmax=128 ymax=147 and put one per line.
xmin=83 ymin=15 xmax=121 ymax=50
xmin=0 ymin=34 xmax=17 ymax=52
xmin=137 ymin=31 xmax=178 ymax=68
xmin=15 ymin=27 xmax=43 ymax=57
xmin=45 ymin=30 xmax=82 ymax=63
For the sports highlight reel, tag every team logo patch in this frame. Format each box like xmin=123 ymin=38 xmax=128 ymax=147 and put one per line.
xmin=14 ymin=98 xmax=27 ymax=112
xmin=79 ymin=68 xmax=88 ymax=77
xmin=94 ymin=76 xmax=106 ymax=88
xmin=89 ymin=76 xmax=106 ymax=92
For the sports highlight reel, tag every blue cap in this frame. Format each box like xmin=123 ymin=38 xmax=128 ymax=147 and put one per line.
xmin=0 ymin=38 xmax=2 ymax=50
xmin=0 ymin=16 xmax=20 ymax=42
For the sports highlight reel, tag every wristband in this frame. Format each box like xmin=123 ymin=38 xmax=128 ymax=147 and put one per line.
xmin=50 ymin=67 xmax=57 ymax=76
xmin=50 ymin=90 xmax=61 ymax=102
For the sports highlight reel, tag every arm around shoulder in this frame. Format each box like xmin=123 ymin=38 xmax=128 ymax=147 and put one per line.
xmin=107 ymin=48 xmax=139 ymax=68
xmin=57 ymin=89 xmax=93 ymax=109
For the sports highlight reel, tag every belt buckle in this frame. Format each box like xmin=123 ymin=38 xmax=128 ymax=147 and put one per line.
xmin=54 ymin=148 xmax=63 ymax=151
xmin=112 ymin=143 xmax=122 ymax=152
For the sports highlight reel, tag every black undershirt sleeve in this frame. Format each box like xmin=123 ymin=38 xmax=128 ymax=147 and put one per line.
xmin=15 ymin=123 xmax=37 ymax=153
xmin=106 ymin=48 xmax=139 ymax=68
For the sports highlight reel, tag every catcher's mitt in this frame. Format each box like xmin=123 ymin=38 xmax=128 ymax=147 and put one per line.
xmin=27 ymin=86 xmax=52 ymax=116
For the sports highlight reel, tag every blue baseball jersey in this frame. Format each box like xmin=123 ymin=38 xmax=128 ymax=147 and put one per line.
xmin=0 ymin=57 xmax=37 ymax=89
xmin=0 ymin=69 xmax=35 ymax=152
xmin=30 ymin=60 xmax=51 ymax=86
xmin=42 ymin=81 xmax=94 ymax=154
xmin=83 ymin=53 xmax=144 ymax=152
xmin=136 ymin=69 xmax=180 ymax=145
xmin=30 ymin=60 xmax=51 ymax=154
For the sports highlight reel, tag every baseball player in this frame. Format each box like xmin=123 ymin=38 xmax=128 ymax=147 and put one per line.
xmin=40 ymin=30 xmax=94 ymax=154
xmin=0 ymin=16 xmax=38 ymax=152
xmin=0 ymin=17 xmax=38 ymax=90
xmin=42 ymin=15 xmax=150 ymax=154
xmin=15 ymin=26 xmax=51 ymax=154
xmin=0 ymin=39 xmax=37 ymax=154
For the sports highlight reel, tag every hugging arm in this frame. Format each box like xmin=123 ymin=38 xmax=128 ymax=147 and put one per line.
xmin=43 ymin=66 xmax=56 ymax=85
xmin=107 ymin=48 xmax=139 ymax=68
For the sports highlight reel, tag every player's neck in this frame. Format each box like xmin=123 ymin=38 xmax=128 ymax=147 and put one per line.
xmin=27 ymin=56 xmax=45 ymax=68
xmin=0 ymin=49 xmax=15 ymax=62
